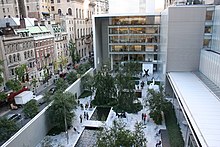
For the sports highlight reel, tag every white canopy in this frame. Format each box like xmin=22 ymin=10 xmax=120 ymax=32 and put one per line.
xmin=168 ymin=72 xmax=220 ymax=147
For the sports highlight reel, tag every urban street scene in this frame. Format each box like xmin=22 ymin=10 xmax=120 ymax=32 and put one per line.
xmin=0 ymin=0 xmax=220 ymax=147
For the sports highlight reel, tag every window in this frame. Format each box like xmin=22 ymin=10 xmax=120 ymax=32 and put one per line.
xmin=24 ymin=52 xmax=27 ymax=59
xmin=27 ymin=6 xmax=29 ymax=11
xmin=3 ymin=8 xmax=5 ymax=13
xmin=57 ymin=0 xmax=60 ymax=3
xmin=11 ymin=69 xmax=15 ymax=76
xmin=17 ymin=53 xmax=20 ymax=61
xmin=76 ymin=8 xmax=78 ymax=18
xmin=58 ymin=9 xmax=62 ymax=15
xmin=79 ymin=9 xmax=81 ymax=18
xmin=206 ymin=11 xmax=213 ymax=21
xmin=9 ymin=55 xmax=12 ymax=63
xmin=31 ymin=50 xmax=34 ymax=57
xmin=68 ymin=8 xmax=72 ymax=15
xmin=51 ymin=6 xmax=54 ymax=11
xmin=51 ymin=0 xmax=54 ymax=3
xmin=13 ymin=54 xmax=16 ymax=62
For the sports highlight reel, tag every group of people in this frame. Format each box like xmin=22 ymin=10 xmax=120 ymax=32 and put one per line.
xmin=142 ymin=113 xmax=148 ymax=124
xmin=79 ymin=111 xmax=89 ymax=123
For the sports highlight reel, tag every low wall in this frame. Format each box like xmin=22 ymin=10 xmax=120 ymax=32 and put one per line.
xmin=1 ymin=68 xmax=94 ymax=147
xmin=1 ymin=104 xmax=52 ymax=147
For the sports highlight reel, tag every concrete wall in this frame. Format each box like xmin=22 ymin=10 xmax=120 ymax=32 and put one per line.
xmin=166 ymin=6 xmax=206 ymax=72
xmin=93 ymin=17 xmax=109 ymax=70
xmin=2 ymin=104 xmax=52 ymax=147
xmin=1 ymin=68 xmax=94 ymax=147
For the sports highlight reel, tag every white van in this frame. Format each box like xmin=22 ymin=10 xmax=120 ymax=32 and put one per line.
xmin=34 ymin=95 xmax=45 ymax=105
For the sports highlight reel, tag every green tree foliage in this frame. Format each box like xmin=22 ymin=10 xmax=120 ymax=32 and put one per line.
xmin=66 ymin=71 xmax=78 ymax=85
xmin=96 ymin=120 xmax=147 ymax=147
xmin=48 ymin=90 xmax=77 ymax=131
xmin=69 ymin=39 xmax=80 ymax=64
xmin=114 ymin=63 xmax=142 ymax=113
xmin=5 ymin=79 xmax=22 ymax=91
xmin=147 ymin=85 xmax=168 ymax=125
xmin=55 ymin=78 xmax=68 ymax=91
xmin=76 ymin=62 xmax=91 ymax=75
xmin=81 ymin=74 xmax=94 ymax=92
xmin=15 ymin=64 xmax=27 ymax=82
xmin=43 ymin=91 xmax=53 ymax=104
xmin=121 ymin=61 xmax=141 ymax=77
xmin=23 ymin=99 xmax=39 ymax=118
xmin=0 ymin=118 xmax=19 ymax=143
xmin=0 ymin=92 xmax=7 ymax=102
xmin=93 ymin=70 xmax=117 ymax=106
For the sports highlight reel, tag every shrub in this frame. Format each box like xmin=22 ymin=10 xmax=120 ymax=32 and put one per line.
xmin=23 ymin=99 xmax=38 ymax=118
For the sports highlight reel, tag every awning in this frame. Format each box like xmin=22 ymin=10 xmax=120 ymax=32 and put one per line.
xmin=167 ymin=72 xmax=220 ymax=147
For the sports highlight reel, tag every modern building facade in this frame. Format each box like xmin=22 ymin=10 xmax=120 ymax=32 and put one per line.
xmin=93 ymin=14 xmax=163 ymax=79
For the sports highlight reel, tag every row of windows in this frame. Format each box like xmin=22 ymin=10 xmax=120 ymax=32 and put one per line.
xmin=76 ymin=28 xmax=92 ymax=39
xmin=35 ymin=39 xmax=53 ymax=47
xmin=8 ymin=50 xmax=34 ymax=64
xmin=56 ymin=8 xmax=93 ymax=19
xmin=56 ymin=43 xmax=67 ymax=49
xmin=5 ymin=42 xmax=34 ymax=54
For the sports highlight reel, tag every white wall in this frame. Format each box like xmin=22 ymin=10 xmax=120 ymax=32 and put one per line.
xmin=199 ymin=50 xmax=220 ymax=87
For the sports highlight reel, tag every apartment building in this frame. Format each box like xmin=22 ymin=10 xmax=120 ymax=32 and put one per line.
xmin=0 ymin=0 xmax=27 ymax=18
xmin=50 ymin=0 xmax=95 ymax=59
xmin=0 ymin=18 xmax=36 ymax=83
xmin=51 ymin=23 xmax=69 ymax=73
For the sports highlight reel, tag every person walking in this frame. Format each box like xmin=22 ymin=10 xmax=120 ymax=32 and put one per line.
xmin=143 ymin=113 xmax=147 ymax=125
xmin=142 ymin=113 xmax=144 ymax=120
xmin=80 ymin=114 xmax=83 ymax=123
xmin=86 ymin=112 xmax=89 ymax=120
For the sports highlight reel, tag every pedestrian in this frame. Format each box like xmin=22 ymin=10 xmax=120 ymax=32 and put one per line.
xmin=142 ymin=113 xmax=144 ymax=120
xmin=86 ymin=112 xmax=89 ymax=120
xmin=84 ymin=111 xmax=86 ymax=119
xmin=74 ymin=127 xmax=80 ymax=134
xmin=155 ymin=140 xmax=161 ymax=147
xmin=80 ymin=114 xmax=83 ymax=123
xmin=143 ymin=113 xmax=147 ymax=124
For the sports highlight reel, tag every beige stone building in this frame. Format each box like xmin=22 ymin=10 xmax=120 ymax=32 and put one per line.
xmin=0 ymin=18 xmax=36 ymax=83
xmin=50 ymin=0 xmax=95 ymax=59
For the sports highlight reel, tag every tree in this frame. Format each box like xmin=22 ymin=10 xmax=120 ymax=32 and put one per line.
xmin=66 ymin=71 xmax=78 ymax=85
xmin=69 ymin=39 xmax=80 ymax=65
xmin=23 ymin=99 xmax=39 ymax=118
xmin=0 ymin=92 xmax=7 ymax=102
xmin=0 ymin=118 xmax=19 ymax=143
xmin=48 ymin=90 xmax=77 ymax=131
xmin=147 ymin=85 xmax=168 ymax=125
xmin=55 ymin=78 xmax=68 ymax=91
xmin=76 ymin=62 xmax=91 ymax=75
xmin=115 ymin=64 xmax=142 ymax=113
xmin=96 ymin=120 xmax=147 ymax=147
xmin=31 ymin=78 xmax=38 ymax=94
xmin=15 ymin=64 xmax=27 ymax=82
xmin=81 ymin=74 xmax=94 ymax=92
xmin=5 ymin=79 xmax=22 ymax=91
xmin=93 ymin=70 xmax=117 ymax=106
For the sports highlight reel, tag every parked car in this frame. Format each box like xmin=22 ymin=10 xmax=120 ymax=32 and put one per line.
xmin=48 ymin=87 xmax=56 ymax=94
xmin=6 ymin=113 xmax=22 ymax=121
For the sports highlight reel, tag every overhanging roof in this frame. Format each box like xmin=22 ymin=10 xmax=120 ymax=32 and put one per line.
xmin=167 ymin=72 xmax=220 ymax=147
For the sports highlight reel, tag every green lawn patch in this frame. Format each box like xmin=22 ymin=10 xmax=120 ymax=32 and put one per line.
xmin=164 ymin=102 xmax=184 ymax=147
xmin=79 ymin=90 xmax=92 ymax=98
